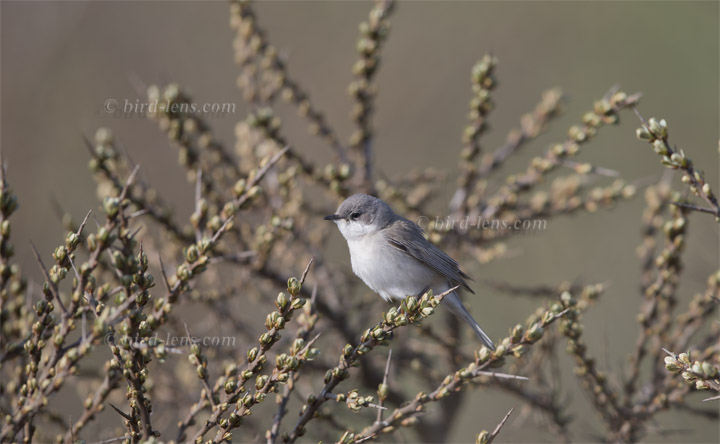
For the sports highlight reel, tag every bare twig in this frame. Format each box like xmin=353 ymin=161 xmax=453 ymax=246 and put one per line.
xmin=476 ymin=371 xmax=529 ymax=381
xmin=670 ymin=201 xmax=717 ymax=215
xmin=29 ymin=241 xmax=67 ymax=314
xmin=376 ymin=349 xmax=392 ymax=424
xmin=486 ymin=407 xmax=515 ymax=444
xmin=300 ymin=257 xmax=314 ymax=285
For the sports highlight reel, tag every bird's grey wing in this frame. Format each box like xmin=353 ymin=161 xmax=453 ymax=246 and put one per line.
xmin=384 ymin=218 xmax=474 ymax=294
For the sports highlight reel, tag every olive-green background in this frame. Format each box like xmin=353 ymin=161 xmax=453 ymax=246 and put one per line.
xmin=2 ymin=1 xmax=718 ymax=442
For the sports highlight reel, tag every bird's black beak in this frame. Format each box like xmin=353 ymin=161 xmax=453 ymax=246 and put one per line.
xmin=324 ymin=214 xmax=342 ymax=221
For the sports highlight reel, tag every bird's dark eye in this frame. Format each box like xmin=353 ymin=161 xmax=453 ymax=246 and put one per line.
xmin=350 ymin=212 xmax=361 ymax=220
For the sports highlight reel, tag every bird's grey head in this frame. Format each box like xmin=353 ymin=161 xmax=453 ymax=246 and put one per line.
xmin=324 ymin=194 xmax=396 ymax=241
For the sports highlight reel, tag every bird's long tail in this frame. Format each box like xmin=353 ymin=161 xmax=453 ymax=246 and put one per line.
xmin=443 ymin=291 xmax=495 ymax=350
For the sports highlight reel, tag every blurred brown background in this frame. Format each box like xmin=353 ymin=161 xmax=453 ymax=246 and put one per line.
xmin=1 ymin=1 xmax=718 ymax=442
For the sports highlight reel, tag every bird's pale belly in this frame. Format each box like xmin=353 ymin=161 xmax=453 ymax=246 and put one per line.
xmin=348 ymin=237 xmax=439 ymax=301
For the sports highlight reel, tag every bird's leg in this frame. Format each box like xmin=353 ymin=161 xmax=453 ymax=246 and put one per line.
xmin=415 ymin=286 xmax=431 ymax=297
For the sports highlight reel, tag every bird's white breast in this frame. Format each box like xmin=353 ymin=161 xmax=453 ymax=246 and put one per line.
xmin=347 ymin=233 xmax=437 ymax=301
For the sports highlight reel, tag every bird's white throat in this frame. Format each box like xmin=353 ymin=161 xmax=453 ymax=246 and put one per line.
xmin=334 ymin=219 xmax=380 ymax=242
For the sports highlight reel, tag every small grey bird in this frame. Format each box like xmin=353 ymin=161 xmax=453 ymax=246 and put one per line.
xmin=324 ymin=193 xmax=495 ymax=350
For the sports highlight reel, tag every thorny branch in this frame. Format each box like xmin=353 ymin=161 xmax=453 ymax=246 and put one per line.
xmin=1 ymin=2 xmax=717 ymax=444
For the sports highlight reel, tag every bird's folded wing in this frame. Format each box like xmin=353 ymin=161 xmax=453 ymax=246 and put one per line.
xmin=385 ymin=218 xmax=474 ymax=294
